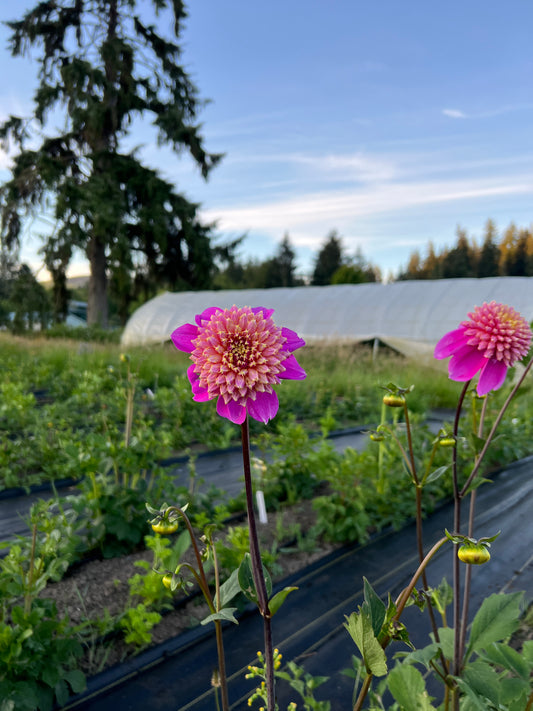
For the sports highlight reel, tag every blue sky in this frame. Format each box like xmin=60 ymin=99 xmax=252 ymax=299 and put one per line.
xmin=1 ymin=0 xmax=533 ymax=280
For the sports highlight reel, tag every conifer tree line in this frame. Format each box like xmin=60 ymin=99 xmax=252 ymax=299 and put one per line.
xmin=397 ymin=219 xmax=533 ymax=280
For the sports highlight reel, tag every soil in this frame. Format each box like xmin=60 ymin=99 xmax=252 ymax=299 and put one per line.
xmin=42 ymin=497 xmax=340 ymax=677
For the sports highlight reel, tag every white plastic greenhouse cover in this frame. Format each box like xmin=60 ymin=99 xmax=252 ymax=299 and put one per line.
xmin=120 ymin=278 xmax=533 ymax=358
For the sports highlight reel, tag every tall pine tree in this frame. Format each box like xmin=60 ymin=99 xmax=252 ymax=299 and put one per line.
xmin=0 ymin=0 xmax=222 ymax=325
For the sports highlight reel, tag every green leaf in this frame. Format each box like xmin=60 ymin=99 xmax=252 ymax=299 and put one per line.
xmin=237 ymin=553 xmax=272 ymax=605
xmin=219 ymin=568 xmax=241 ymax=608
xmin=387 ymin=664 xmax=435 ymax=710
xmin=424 ymin=465 xmax=450 ymax=484
xmin=431 ymin=626 xmax=454 ymax=661
xmin=344 ymin=610 xmax=387 ymax=677
xmin=522 ymin=639 xmax=533 ymax=664
xmin=466 ymin=592 xmax=523 ymax=658
xmin=469 ymin=433 xmax=486 ymax=457
xmin=461 ymin=659 xmax=501 ymax=706
xmin=482 ymin=641 xmax=531 ymax=680
xmin=400 ymin=642 xmax=441 ymax=671
xmin=455 ymin=678 xmax=489 ymax=711
xmin=363 ymin=577 xmax=386 ymax=638
xmin=269 ymin=586 xmax=298 ymax=616
xmin=500 ymin=677 xmax=531 ymax=705
xmin=201 ymin=608 xmax=238 ymax=626
xmin=64 ymin=668 xmax=86 ymax=694
xmin=54 ymin=678 xmax=69 ymax=708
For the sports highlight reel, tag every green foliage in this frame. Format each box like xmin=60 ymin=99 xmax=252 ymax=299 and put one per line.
xmin=257 ymin=420 xmax=330 ymax=508
xmin=128 ymin=531 xmax=191 ymax=610
xmin=119 ymin=604 xmax=162 ymax=651
xmin=386 ymin=592 xmax=530 ymax=710
xmin=0 ymin=600 xmax=86 ymax=711
xmin=216 ymin=527 xmax=279 ymax=578
xmin=387 ymin=664 xmax=435 ymax=710
xmin=276 ymin=661 xmax=331 ymax=710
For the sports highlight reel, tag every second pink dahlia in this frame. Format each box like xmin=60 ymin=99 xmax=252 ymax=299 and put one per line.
xmin=434 ymin=301 xmax=531 ymax=395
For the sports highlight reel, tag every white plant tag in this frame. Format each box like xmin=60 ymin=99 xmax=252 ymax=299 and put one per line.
xmin=256 ymin=490 xmax=268 ymax=524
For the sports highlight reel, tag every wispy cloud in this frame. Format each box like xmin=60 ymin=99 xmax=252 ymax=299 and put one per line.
xmin=202 ymin=175 xmax=533 ymax=250
xmin=442 ymin=103 xmax=533 ymax=121
xmin=442 ymin=108 xmax=468 ymax=119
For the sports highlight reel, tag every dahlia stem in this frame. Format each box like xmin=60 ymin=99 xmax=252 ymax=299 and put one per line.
xmin=451 ymin=380 xmax=470 ymax=698
xmin=241 ymin=417 xmax=274 ymax=711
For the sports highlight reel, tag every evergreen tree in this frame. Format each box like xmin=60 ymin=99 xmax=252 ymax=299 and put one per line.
xmin=311 ymin=230 xmax=344 ymax=285
xmin=505 ymin=231 xmax=529 ymax=276
xmin=476 ymin=220 xmax=500 ymax=277
xmin=397 ymin=250 xmax=422 ymax=280
xmin=274 ymin=234 xmax=298 ymax=287
xmin=422 ymin=242 xmax=441 ymax=279
xmin=441 ymin=228 xmax=474 ymax=278
xmin=0 ymin=1 xmax=222 ymax=325
xmin=499 ymin=223 xmax=519 ymax=276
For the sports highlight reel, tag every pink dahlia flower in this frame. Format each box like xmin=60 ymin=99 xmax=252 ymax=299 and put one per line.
xmin=171 ymin=305 xmax=306 ymax=424
xmin=434 ymin=301 xmax=531 ymax=395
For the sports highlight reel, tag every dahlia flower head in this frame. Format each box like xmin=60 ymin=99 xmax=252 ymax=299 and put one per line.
xmin=434 ymin=301 xmax=531 ymax=395
xmin=171 ymin=305 xmax=306 ymax=424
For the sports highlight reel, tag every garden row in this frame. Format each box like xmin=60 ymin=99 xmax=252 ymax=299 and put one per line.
xmin=2 ymin=335 xmax=533 ymax=709
xmin=0 ymin=335 xmax=457 ymax=493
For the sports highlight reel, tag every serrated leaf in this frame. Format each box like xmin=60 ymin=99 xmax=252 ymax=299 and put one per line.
xmin=387 ymin=664 xmax=435 ymax=710
xmin=269 ymin=586 xmax=298 ymax=616
xmin=455 ymin=678 xmax=489 ymax=711
xmin=500 ymin=677 xmax=531 ymax=705
xmin=344 ymin=610 xmax=387 ymax=677
xmin=462 ymin=659 xmax=501 ymax=706
xmin=482 ymin=641 xmax=530 ymax=680
xmin=363 ymin=577 xmax=386 ymax=638
xmin=201 ymin=608 xmax=238 ymax=626
xmin=467 ymin=592 xmax=523 ymax=658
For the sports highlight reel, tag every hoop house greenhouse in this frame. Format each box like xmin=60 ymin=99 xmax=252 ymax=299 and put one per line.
xmin=121 ymin=277 xmax=533 ymax=358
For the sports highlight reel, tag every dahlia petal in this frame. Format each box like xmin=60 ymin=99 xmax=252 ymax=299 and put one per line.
xmin=251 ymin=306 xmax=275 ymax=320
xmin=279 ymin=354 xmax=306 ymax=380
xmin=434 ymin=328 xmax=469 ymax=359
xmin=187 ymin=365 xmax=211 ymax=402
xmin=477 ymin=359 xmax=508 ymax=396
xmin=247 ymin=390 xmax=279 ymax=424
xmin=448 ymin=345 xmax=487 ymax=381
xmin=216 ymin=397 xmax=246 ymax=424
xmin=281 ymin=327 xmax=306 ymax=352
xmin=171 ymin=323 xmax=198 ymax=353
xmin=195 ymin=307 xmax=222 ymax=326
